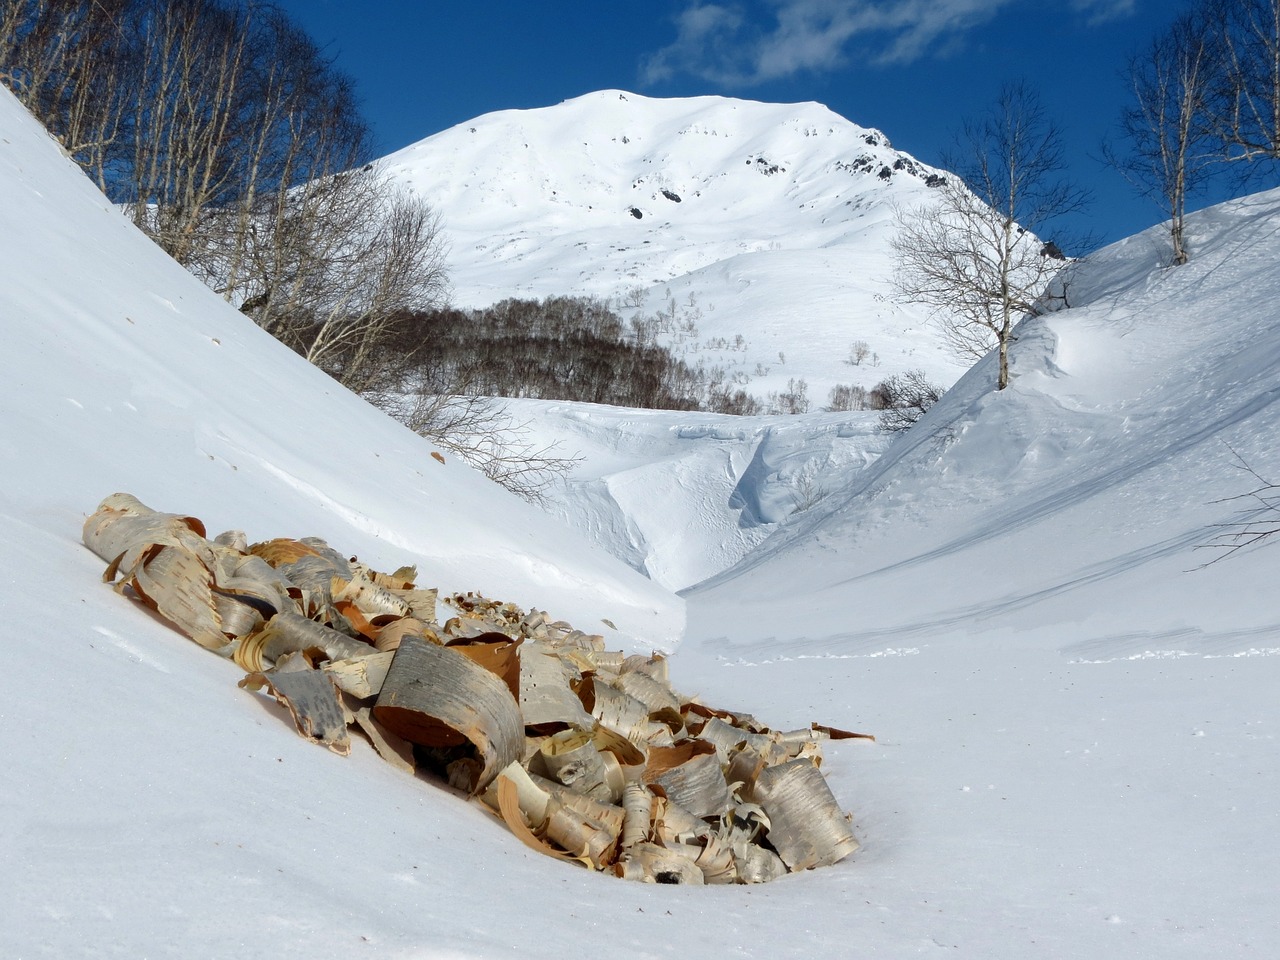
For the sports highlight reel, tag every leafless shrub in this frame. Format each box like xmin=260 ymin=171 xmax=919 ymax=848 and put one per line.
xmin=871 ymin=369 xmax=943 ymax=432
xmin=377 ymin=391 xmax=579 ymax=506
xmin=766 ymin=378 xmax=810 ymax=415
xmin=846 ymin=340 xmax=871 ymax=366
xmin=1196 ymin=444 xmax=1280 ymax=565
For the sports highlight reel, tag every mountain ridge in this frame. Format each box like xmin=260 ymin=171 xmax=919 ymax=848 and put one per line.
xmin=381 ymin=89 xmax=967 ymax=403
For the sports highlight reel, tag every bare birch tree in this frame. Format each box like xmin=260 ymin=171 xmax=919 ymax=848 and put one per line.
xmin=1110 ymin=6 xmax=1222 ymax=265
xmin=893 ymin=82 xmax=1088 ymax=390
xmin=1212 ymin=0 xmax=1280 ymax=162
xmin=2 ymin=0 xmax=450 ymax=393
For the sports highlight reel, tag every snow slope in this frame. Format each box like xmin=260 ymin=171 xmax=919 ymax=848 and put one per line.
xmin=677 ymin=190 xmax=1280 ymax=955
xmin=5 ymin=76 xmax=1280 ymax=960
xmin=382 ymin=90 xmax=969 ymax=403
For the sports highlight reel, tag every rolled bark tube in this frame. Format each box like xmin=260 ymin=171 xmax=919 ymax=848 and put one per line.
xmin=373 ymin=635 xmax=523 ymax=794
xmin=540 ymin=728 xmax=617 ymax=801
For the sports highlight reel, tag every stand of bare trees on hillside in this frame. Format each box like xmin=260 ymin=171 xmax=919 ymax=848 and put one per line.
xmin=1111 ymin=0 xmax=1280 ymax=265
xmin=1 ymin=0 xmax=447 ymax=395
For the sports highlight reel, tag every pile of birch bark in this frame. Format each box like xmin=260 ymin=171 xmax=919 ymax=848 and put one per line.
xmin=83 ymin=493 xmax=867 ymax=884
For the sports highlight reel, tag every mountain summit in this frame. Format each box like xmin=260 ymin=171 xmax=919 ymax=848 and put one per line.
xmin=381 ymin=90 xmax=966 ymax=399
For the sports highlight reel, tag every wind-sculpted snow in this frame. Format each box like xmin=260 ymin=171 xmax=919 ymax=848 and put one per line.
xmin=508 ymin=400 xmax=887 ymax=590
xmin=688 ymin=186 xmax=1280 ymax=653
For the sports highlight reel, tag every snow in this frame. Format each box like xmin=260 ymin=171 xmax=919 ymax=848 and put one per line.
xmin=4 ymin=81 xmax=1280 ymax=959
xmin=381 ymin=90 xmax=969 ymax=403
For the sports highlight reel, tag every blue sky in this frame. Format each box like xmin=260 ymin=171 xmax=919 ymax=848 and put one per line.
xmin=274 ymin=1 xmax=1236 ymax=251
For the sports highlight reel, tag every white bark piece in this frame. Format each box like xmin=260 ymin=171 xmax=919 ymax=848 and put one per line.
xmin=239 ymin=667 xmax=351 ymax=756
xmin=754 ymin=758 xmax=859 ymax=871
xmin=374 ymin=635 xmax=523 ymax=794
xmin=321 ymin=651 xmax=395 ymax=699
xmin=520 ymin=641 xmax=595 ymax=730
xmin=644 ymin=739 xmax=733 ymax=818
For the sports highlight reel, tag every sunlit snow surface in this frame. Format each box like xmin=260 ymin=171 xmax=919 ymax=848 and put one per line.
xmin=3 ymin=85 xmax=1279 ymax=958
xmin=381 ymin=90 xmax=970 ymax=404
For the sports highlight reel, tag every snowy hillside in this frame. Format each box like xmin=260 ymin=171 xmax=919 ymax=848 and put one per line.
xmin=5 ymin=71 xmax=1280 ymax=960
xmin=382 ymin=90 xmax=969 ymax=402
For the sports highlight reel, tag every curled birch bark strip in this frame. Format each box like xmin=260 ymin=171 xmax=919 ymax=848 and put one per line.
xmin=214 ymin=529 xmax=248 ymax=552
xmin=811 ymin=722 xmax=876 ymax=742
xmin=581 ymin=649 xmax=625 ymax=674
xmin=447 ymin=632 xmax=522 ymax=701
xmin=234 ymin=611 xmax=374 ymax=672
xmin=391 ymin=587 xmax=438 ymax=623
xmin=588 ymin=680 xmax=653 ymax=744
xmin=128 ymin=542 xmax=228 ymax=652
xmin=351 ymin=561 xmax=417 ymax=591
xmin=492 ymin=760 xmax=551 ymax=826
xmin=695 ymin=716 xmax=775 ymax=762
xmin=620 ymin=782 xmax=653 ymax=851
xmin=614 ymin=842 xmax=704 ymax=885
xmin=591 ymin=725 xmax=646 ymax=787
xmin=734 ymin=842 xmax=788 ymax=884
xmin=683 ymin=702 xmax=767 ymax=733
xmin=214 ymin=594 xmax=263 ymax=640
xmin=321 ymin=650 xmax=395 ymax=699
xmin=333 ymin=570 xmax=413 ymax=619
xmin=754 ymin=758 xmax=859 ymax=871
xmin=239 ymin=665 xmax=351 ymax=756
xmin=650 ymin=795 xmax=707 ymax=846
xmin=644 ymin=739 xmax=732 ymax=819
xmin=539 ymin=729 xmax=619 ymax=802
xmin=493 ymin=769 xmax=595 ymax=870
xmin=83 ymin=493 xmax=207 ymax=566
xmin=546 ymin=803 xmax=617 ymax=868
xmin=620 ymin=653 xmax=669 ymax=685
xmin=371 ymin=617 xmax=431 ymax=653
xmin=521 ymin=642 xmax=595 ymax=730
xmin=209 ymin=550 xmax=293 ymax=618
xmin=373 ymin=635 xmax=523 ymax=793
xmin=247 ymin=538 xmax=322 ymax=567
xmin=614 ymin=670 xmax=681 ymax=714
xmin=666 ymin=836 xmax=737 ymax=884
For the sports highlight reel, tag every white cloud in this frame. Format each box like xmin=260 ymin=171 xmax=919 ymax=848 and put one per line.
xmin=640 ymin=0 xmax=1020 ymax=87
xmin=640 ymin=0 xmax=1135 ymax=87
xmin=1069 ymin=0 xmax=1136 ymax=26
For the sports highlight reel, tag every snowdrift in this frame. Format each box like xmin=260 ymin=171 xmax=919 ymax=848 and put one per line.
xmin=691 ymin=188 xmax=1280 ymax=652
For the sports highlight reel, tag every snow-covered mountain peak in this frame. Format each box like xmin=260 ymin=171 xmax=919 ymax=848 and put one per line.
xmin=384 ymin=90 xmax=941 ymax=254
xmin=382 ymin=90 xmax=963 ymax=402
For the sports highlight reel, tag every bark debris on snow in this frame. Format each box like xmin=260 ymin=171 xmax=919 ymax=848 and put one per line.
xmin=83 ymin=493 xmax=872 ymax=884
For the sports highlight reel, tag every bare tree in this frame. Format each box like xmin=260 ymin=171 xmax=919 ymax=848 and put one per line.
xmin=870 ymin=369 xmax=942 ymax=432
xmin=893 ymin=82 xmax=1088 ymax=389
xmin=377 ymin=391 xmax=578 ymax=506
xmin=3 ymin=0 xmax=450 ymax=394
xmin=0 ymin=0 xmax=134 ymax=187
xmin=1211 ymin=0 xmax=1280 ymax=163
xmin=1110 ymin=6 xmax=1223 ymax=265
xmin=247 ymin=179 xmax=450 ymax=394
xmin=1196 ymin=445 xmax=1280 ymax=564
